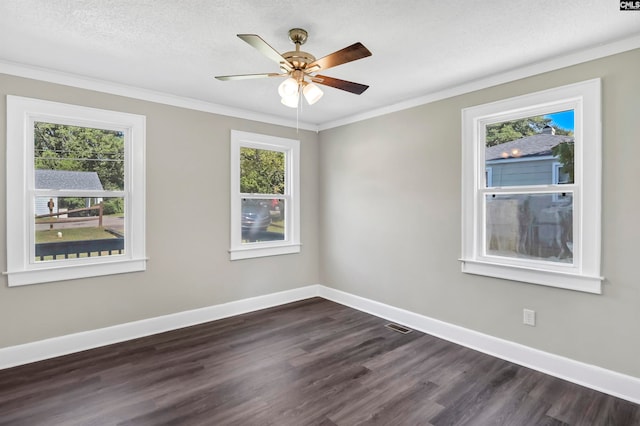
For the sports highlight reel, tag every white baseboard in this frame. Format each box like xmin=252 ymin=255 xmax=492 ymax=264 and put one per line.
xmin=0 ymin=285 xmax=321 ymax=370
xmin=2 ymin=283 xmax=638 ymax=405
xmin=318 ymin=285 xmax=640 ymax=405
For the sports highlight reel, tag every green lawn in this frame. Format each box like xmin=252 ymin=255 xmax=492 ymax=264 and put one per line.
xmin=267 ymin=219 xmax=284 ymax=234
xmin=36 ymin=227 xmax=117 ymax=243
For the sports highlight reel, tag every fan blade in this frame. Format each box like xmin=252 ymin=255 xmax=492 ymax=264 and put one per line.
xmin=215 ymin=73 xmax=284 ymax=81
xmin=237 ymin=34 xmax=293 ymax=69
xmin=311 ymin=75 xmax=369 ymax=95
xmin=307 ymin=42 xmax=371 ymax=72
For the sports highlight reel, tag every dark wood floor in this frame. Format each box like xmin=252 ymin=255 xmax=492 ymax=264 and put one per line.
xmin=1 ymin=298 xmax=638 ymax=425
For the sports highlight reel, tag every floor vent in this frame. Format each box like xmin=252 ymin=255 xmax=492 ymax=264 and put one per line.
xmin=385 ymin=323 xmax=413 ymax=334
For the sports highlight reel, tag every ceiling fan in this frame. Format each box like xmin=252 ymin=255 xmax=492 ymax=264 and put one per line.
xmin=215 ymin=28 xmax=372 ymax=107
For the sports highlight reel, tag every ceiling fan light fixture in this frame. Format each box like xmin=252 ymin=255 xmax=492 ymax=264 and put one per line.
xmin=278 ymin=77 xmax=299 ymax=98
xmin=216 ymin=28 xmax=372 ymax=111
xmin=281 ymin=93 xmax=299 ymax=108
xmin=303 ymin=82 xmax=323 ymax=105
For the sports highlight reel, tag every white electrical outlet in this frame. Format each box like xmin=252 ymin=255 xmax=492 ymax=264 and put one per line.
xmin=523 ymin=309 xmax=536 ymax=326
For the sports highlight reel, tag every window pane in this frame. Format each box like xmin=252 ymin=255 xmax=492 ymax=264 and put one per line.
xmin=240 ymin=147 xmax=285 ymax=194
xmin=34 ymin=122 xmax=125 ymax=191
xmin=485 ymin=111 xmax=574 ymax=187
xmin=485 ymin=193 xmax=573 ymax=263
xmin=241 ymin=198 xmax=285 ymax=243
xmin=34 ymin=197 xmax=125 ymax=261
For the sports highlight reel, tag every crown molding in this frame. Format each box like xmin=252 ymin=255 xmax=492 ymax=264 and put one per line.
xmin=318 ymin=33 xmax=640 ymax=130
xmin=2 ymin=33 xmax=639 ymax=132
xmin=0 ymin=60 xmax=318 ymax=132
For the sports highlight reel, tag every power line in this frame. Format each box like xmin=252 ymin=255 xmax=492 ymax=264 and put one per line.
xmin=34 ymin=149 xmax=122 ymax=155
xmin=34 ymin=157 xmax=124 ymax=162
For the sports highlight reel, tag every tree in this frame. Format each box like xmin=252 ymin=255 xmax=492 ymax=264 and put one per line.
xmin=240 ymin=148 xmax=285 ymax=194
xmin=34 ymin=122 xmax=125 ymax=191
xmin=486 ymin=116 xmax=551 ymax=146
xmin=552 ymin=142 xmax=574 ymax=183
xmin=553 ymin=127 xmax=573 ymax=136
xmin=485 ymin=116 xmax=573 ymax=147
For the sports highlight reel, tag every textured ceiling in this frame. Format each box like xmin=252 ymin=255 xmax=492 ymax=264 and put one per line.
xmin=1 ymin=0 xmax=639 ymax=128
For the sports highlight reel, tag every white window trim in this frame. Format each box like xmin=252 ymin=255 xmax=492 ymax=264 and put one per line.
xmin=5 ymin=96 xmax=146 ymax=286
xmin=552 ymin=161 xmax=562 ymax=185
xmin=460 ymin=79 xmax=602 ymax=294
xmin=551 ymin=162 xmax=565 ymax=202
xmin=485 ymin=167 xmax=493 ymax=187
xmin=229 ymin=130 xmax=300 ymax=260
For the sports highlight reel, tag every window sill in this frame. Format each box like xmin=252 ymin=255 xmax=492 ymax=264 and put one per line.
xmin=459 ymin=258 xmax=603 ymax=294
xmin=5 ymin=258 xmax=148 ymax=287
xmin=229 ymin=243 xmax=301 ymax=260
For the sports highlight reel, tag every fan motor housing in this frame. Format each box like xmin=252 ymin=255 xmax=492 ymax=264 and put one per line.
xmin=281 ymin=50 xmax=316 ymax=71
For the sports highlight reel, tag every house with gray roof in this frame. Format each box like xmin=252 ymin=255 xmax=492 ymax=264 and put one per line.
xmin=485 ymin=126 xmax=573 ymax=187
xmin=35 ymin=170 xmax=104 ymax=216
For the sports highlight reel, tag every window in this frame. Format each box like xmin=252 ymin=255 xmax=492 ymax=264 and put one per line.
xmin=552 ymin=162 xmax=571 ymax=185
xmin=6 ymin=96 xmax=146 ymax=286
xmin=461 ymin=79 xmax=602 ymax=293
xmin=230 ymin=130 xmax=300 ymax=260
xmin=485 ymin=167 xmax=493 ymax=187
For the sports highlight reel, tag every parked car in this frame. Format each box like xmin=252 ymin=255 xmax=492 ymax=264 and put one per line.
xmin=241 ymin=201 xmax=271 ymax=233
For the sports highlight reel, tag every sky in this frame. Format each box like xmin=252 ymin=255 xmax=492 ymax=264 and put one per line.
xmin=545 ymin=110 xmax=574 ymax=131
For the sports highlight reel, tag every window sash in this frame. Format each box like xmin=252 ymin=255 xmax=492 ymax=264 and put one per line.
xmin=479 ymin=190 xmax=576 ymax=270
xmin=31 ymin=193 xmax=128 ymax=264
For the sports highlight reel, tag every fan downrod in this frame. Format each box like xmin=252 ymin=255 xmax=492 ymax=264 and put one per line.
xmin=282 ymin=28 xmax=315 ymax=71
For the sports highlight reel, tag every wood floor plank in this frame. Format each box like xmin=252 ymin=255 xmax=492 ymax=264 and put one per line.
xmin=0 ymin=297 xmax=638 ymax=425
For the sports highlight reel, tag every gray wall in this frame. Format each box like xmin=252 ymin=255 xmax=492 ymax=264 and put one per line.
xmin=0 ymin=74 xmax=321 ymax=348
xmin=319 ymin=48 xmax=640 ymax=378
xmin=2 ymin=48 xmax=639 ymax=381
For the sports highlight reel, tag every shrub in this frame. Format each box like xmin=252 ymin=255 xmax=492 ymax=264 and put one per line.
xmin=102 ymin=198 xmax=124 ymax=215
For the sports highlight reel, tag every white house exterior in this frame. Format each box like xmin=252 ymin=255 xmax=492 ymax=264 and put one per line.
xmin=35 ymin=170 xmax=104 ymax=216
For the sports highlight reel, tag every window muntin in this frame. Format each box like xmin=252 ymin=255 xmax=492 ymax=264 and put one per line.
xmin=461 ymin=79 xmax=602 ymax=293
xmin=6 ymin=96 xmax=146 ymax=286
xmin=230 ymin=131 xmax=300 ymax=260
